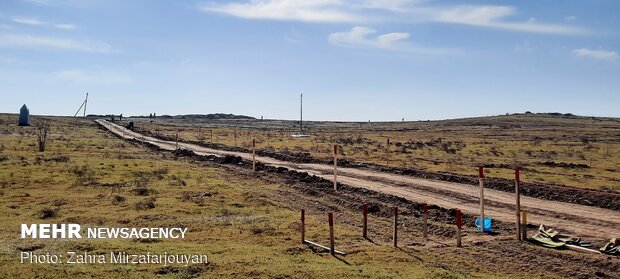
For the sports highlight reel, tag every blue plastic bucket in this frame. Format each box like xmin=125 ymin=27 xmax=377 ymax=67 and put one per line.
xmin=475 ymin=217 xmax=492 ymax=232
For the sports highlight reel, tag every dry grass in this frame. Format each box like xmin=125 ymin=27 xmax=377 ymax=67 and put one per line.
xmin=133 ymin=113 xmax=620 ymax=191
xmin=0 ymin=114 xmax=612 ymax=278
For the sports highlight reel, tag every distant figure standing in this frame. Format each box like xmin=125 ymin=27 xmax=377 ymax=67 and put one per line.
xmin=18 ymin=104 xmax=30 ymax=126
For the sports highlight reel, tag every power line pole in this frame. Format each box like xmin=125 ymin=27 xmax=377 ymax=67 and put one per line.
xmin=300 ymin=93 xmax=303 ymax=132
xmin=83 ymin=92 xmax=88 ymax=117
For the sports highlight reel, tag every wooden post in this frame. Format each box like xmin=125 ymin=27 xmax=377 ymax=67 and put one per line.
xmin=456 ymin=209 xmax=462 ymax=247
xmin=479 ymin=166 xmax=485 ymax=233
xmin=252 ymin=139 xmax=256 ymax=172
xmin=393 ymin=207 xmax=398 ymax=247
xmin=521 ymin=210 xmax=527 ymax=240
xmin=362 ymin=204 xmax=368 ymax=239
xmin=515 ymin=167 xmax=522 ymax=241
xmin=333 ymin=145 xmax=338 ymax=191
xmin=175 ymin=133 xmax=179 ymax=150
xmin=328 ymin=213 xmax=335 ymax=256
xmin=301 ymin=209 xmax=305 ymax=244
xmin=423 ymin=203 xmax=428 ymax=239
xmin=386 ymin=138 xmax=390 ymax=167
xmin=210 ymin=130 xmax=213 ymax=143
xmin=234 ymin=129 xmax=237 ymax=146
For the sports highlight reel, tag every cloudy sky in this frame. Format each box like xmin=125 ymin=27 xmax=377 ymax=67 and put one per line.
xmin=0 ymin=0 xmax=618 ymax=120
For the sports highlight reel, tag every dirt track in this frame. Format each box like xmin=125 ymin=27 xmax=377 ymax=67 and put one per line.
xmin=97 ymin=119 xmax=620 ymax=241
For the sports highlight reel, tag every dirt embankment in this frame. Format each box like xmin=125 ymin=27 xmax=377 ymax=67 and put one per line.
xmin=140 ymin=131 xmax=620 ymax=212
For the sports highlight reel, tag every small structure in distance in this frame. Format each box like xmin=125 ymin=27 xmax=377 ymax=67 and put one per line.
xmin=18 ymin=104 xmax=30 ymax=126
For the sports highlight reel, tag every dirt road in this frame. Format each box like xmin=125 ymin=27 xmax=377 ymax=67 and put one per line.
xmin=97 ymin=119 xmax=620 ymax=241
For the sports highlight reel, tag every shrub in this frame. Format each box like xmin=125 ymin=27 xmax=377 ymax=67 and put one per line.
xmin=131 ymin=187 xmax=155 ymax=196
xmin=111 ymin=195 xmax=126 ymax=205
xmin=135 ymin=197 xmax=156 ymax=210
xmin=38 ymin=207 xmax=58 ymax=219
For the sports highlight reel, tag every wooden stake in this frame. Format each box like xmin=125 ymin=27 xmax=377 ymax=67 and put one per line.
xmin=456 ymin=209 xmax=462 ymax=247
xmin=362 ymin=204 xmax=368 ymax=239
xmin=521 ymin=210 xmax=527 ymax=240
xmin=386 ymin=138 xmax=390 ymax=167
xmin=210 ymin=130 xmax=213 ymax=143
xmin=333 ymin=145 xmax=338 ymax=191
xmin=301 ymin=209 xmax=305 ymax=244
xmin=393 ymin=207 xmax=398 ymax=247
xmin=234 ymin=129 xmax=237 ymax=146
xmin=175 ymin=133 xmax=179 ymax=150
xmin=328 ymin=213 xmax=335 ymax=256
xmin=515 ymin=167 xmax=522 ymax=241
xmin=252 ymin=139 xmax=256 ymax=172
xmin=479 ymin=166 xmax=485 ymax=233
xmin=304 ymin=240 xmax=346 ymax=255
xmin=423 ymin=203 xmax=428 ymax=239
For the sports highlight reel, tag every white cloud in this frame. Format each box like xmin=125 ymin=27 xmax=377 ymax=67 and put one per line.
xmin=360 ymin=0 xmax=424 ymax=12
xmin=54 ymin=69 xmax=132 ymax=84
xmin=201 ymin=0 xmax=363 ymax=23
xmin=12 ymin=16 xmax=77 ymax=30
xmin=21 ymin=0 xmax=54 ymax=5
xmin=328 ymin=26 xmax=452 ymax=54
xmin=434 ymin=5 xmax=587 ymax=35
xmin=572 ymin=48 xmax=618 ymax=61
xmin=54 ymin=23 xmax=77 ymax=30
xmin=201 ymin=1 xmax=588 ymax=35
xmin=0 ymin=34 xmax=112 ymax=53
xmin=12 ymin=17 xmax=46 ymax=26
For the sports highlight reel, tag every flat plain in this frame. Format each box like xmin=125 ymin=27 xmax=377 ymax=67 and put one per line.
xmin=1 ymin=113 xmax=619 ymax=278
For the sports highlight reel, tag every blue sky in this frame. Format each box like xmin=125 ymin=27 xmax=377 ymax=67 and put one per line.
xmin=0 ymin=0 xmax=619 ymax=121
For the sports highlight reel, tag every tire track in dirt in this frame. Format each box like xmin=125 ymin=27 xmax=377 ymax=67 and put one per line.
xmin=97 ymin=119 xmax=620 ymax=241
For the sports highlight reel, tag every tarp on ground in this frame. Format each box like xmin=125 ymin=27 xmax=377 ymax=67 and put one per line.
xmin=531 ymin=225 xmax=620 ymax=256
xmin=530 ymin=224 xmax=589 ymax=249
xmin=600 ymin=238 xmax=620 ymax=256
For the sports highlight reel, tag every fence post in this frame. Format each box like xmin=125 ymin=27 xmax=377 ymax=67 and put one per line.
xmin=175 ymin=133 xmax=179 ymax=150
xmin=521 ymin=210 xmax=527 ymax=240
xmin=333 ymin=145 xmax=338 ymax=191
xmin=515 ymin=167 xmax=522 ymax=241
xmin=386 ymin=138 xmax=390 ymax=167
xmin=362 ymin=204 xmax=368 ymax=239
xmin=301 ymin=209 xmax=305 ymax=244
xmin=456 ymin=209 xmax=462 ymax=247
xmin=423 ymin=203 xmax=428 ymax=239
xmin=329 ymin=213 xmax=335 ymax=255
xmin=252 ymin=139 xmax=256 ymax=172
xmin=393 ymin=207 xmax=398 ymax=247
xmin=479 ymin=166 xmax=485 ymax=233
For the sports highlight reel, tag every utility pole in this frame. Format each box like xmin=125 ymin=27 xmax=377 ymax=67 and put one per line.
xmin=73 ymin=92 xmax=89 ymax=118
xmin=300 ymin=93 xmax=303 ymax=132
xmin=83 ymin=92 xmax=88 ymax=117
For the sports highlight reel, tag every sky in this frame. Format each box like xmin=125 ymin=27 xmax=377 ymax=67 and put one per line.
xmin=0 ymin=0 xmax=619 ymax=121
